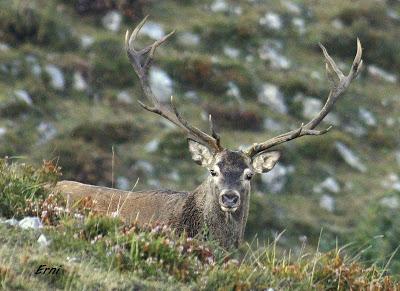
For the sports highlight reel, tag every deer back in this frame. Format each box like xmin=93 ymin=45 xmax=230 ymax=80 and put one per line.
xmin=55 ymin=181 xmax=188 ymax=226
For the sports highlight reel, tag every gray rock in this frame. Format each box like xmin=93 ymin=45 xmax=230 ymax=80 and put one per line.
xmin=4 ymin=218 xmax=18 ymax=226
xmin=226 ymin=81 xmax=242 ymax=102
xmin=14 ymin=89 xmax=33 ymax=105
xmin=31 ymin=63 xmax=42 ymax=77
xmin=380 ymin=196 xmax=399 ymax=209
xmin=184 ymin=90 xmax=199 ymax=101
xmin=298 ymin=235 xmax=308 ymax=244
xmin=45 ymin=64 xmax=65 ymax=90
xmin=73 ymin=71 xmax=87 ymax=91
xmin=314 ymin=177 xmax=340 ymax=194
xmin=145 ymin=139 xmax=160 ymax=153
xmin=319 ymin=194 xmax=335 ymax=212
xmin=368 ymin=65 xmax=397 ymax=83
xmin=258 ymin=40 xmax=290 ymax=69
xmin=201 ymin=110 xmax=209 ymax=121
xmin=117 ymin=91 xmax=133 ymax=104
xmin=358 ymin=107 xmax=376 ymax=126
xmin=343 ymin=123 xmax=367 ymax=137
xmin=263 ymin=118 xmax=284 ymax=132
xmin=168 ymin=170 xmax=180 ymax=182
xmin=135 ymin=160 xmax=154 ymax=174
xmin=37 ymin=234 xmax=51 ymax=247
xmin=0 ymin=42 xmax=10 ymax=52
xmin=331 ymin=19 xmax=344 ymax=30
xmin=395 ymin=151 xmax=400 ymax=166
xmin=233 ymin=6 xmax=242 ymax=15
xmin=259 ymin=12 xmax=283 ymax=30
xmin=295 ymin=95 xmax=339 ymax=126
xmin=102 ymin=11 xmax=122 ymax=32
xmin=0 ymin=64 xmax=8 ymax=74
xmin=261 ymin=164 xmax=294 ymax=193
xmin=245 ymin=55 xmax=254 ymax=63
xmin=0 ymin=127 xmax=6 ymax=137
xmin=66 ymin=256 xmax=78 ymax=263
xmin=258 ymin=83 xmax=287 ymax=114
xmin=310 ymin=70 xmax=322 ymax=80
xmin=19 ymin=217 xmax=43 ymax=229
xmin=210 ymin=0 xmax=228 ymax=12
xmin=149 ymin=67 xmax=173 ymax=102
xmin=386 ymin=117 xmax=395 ymax=127
xmin=335 ymin=142 xmax=367 ymax=172
xmin=301 ymin=97 xmax=322 ymax=120
xmin=148 ymin=178 xmax=161 ymax=188
xmin=387 ymin=9 xmax=400 ymax=20
xmin=178 ymin=32 xmax=200 ymax=46
xmin=26 ymin=55 xmax=42 ymax=77
xmin=141 ymin=22 xmax=165 ymax=40
xmin=223 ymin=46 xmax=240 ymax=59
xmin=282 ymin=0 xmax=301 ymax=14
xmin=37 ymin=122 xmax=57 ymax=143
xmin=381 ymin=173 xmax=400 ymax=192
xmin=116 ymin=176 xmax=130 ymax=190
xmin=80 ymin=34 xmax=95 ymax=48
xmin=292 ymin=17 xmax=306 ymax=34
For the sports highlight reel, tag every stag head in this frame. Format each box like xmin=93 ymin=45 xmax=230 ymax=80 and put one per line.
xmin=125 ymin=16 xmax=363 ymax=213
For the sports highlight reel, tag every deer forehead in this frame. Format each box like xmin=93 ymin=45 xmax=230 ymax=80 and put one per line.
xmin=214 ymin=151 xmax=251 ymax=174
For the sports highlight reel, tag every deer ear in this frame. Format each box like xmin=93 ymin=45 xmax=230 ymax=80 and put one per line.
xmin=252 ymin=151 xmax=281 ymax=173
xmin=188 ymin=139 xmax=214 ymax=166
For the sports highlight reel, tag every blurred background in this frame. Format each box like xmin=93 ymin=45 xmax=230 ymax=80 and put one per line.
xmin=0 ymin=0 xmax=399 ymax=274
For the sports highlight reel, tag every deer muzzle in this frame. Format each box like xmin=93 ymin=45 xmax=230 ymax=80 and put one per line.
xmin=219 ymin=190 xmax=240 ymax=212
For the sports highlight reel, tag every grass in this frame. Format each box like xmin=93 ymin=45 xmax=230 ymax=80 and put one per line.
xmin=0 ymin=159 xmax=399 ymax=290
xmin=1 ymin=0 xmax=400 ymax=288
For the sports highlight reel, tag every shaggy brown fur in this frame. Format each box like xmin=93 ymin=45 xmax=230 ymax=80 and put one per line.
xmin=54 ymin=150 xmax=254 ymax=248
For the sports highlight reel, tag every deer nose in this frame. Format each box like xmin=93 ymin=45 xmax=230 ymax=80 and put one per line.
xmin=220 ymin=190 xmax=240 ymax=208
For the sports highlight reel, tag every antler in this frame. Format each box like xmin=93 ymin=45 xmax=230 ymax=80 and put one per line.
xmin=245 ymin=39 xmax=363 ymax=157
xmin=125 ymin=16 xmax=223 ymax=152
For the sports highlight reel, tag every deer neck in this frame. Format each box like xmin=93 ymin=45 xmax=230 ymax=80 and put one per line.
xmin=190 ymin=178 xmax=250 ymax=248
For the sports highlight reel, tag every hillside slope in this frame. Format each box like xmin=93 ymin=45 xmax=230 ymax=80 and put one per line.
xmin=1 ymin=0 xmax=399 ymax=278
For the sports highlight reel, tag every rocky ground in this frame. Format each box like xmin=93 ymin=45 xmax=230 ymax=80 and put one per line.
xmin=1 ymin=0 xmax=399 ymax=282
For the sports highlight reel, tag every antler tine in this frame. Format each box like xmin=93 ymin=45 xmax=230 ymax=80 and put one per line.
xmin=245 ymin=39 xmax=363 ymax=157
xmin=126 ymin=17 xmax=223 ymax=152
xmin=209 ymin=115 xmax=222 ymax=149
xmin=170 ymin=96 xmax=222 ymax=151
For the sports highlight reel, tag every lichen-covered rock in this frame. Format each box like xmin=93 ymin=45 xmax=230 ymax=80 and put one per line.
xmin=19 ymin=217 xmax=43 ymax=229
xmin=45 ymin=64 xmax=65 ymax=90
xmin=335 ymin=142 xmax=367 ymax=173
xmin=258 ymin=83 xmax=287 ymax=114
xmin=102 ymin=10 xmax=122 ymax=32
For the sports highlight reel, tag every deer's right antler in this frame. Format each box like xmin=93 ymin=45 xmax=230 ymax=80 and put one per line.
xmin=125 ymin=16 xmax=223 ymax=152
xmin=244 ymin=39 xmax=363 ymax=157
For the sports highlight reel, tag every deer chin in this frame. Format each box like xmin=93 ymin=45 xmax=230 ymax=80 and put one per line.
xmin=220 ymin=205 xmax=238 ymax=213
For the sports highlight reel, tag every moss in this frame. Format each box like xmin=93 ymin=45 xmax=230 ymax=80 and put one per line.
xmin=157 ymin=131 xmax=190 ymax=161
xmin=207 ymin=105 xmax=263 ymax=131
xmin=70 ymin=120 xmax=143 ymax=149
xmin=194 ymin=15 xmax=259 ymax=51
xmin=288 ymin=131 xmax=350 ymax=163
xmin=47 ymin=138 xmax=113 ymax=185
xmin=366 ymin=128 xmax=399 ymax=149
xmin=0 ymin=0 xmax=79 ymax=51
xmin=351 ymin=192 xmax=400 ymax=275
xmin=91 ymin=35 xmax=136 ymax=89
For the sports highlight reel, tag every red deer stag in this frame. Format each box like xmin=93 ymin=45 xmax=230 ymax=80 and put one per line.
xmin=55 ymin=17 xmax=363 ymax=248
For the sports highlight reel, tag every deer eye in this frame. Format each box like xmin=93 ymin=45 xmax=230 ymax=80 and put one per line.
xmin=244 ymin=169 xmax=253 ymax=180
xmin=210 ymin=169 xmax=218 ymax=177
